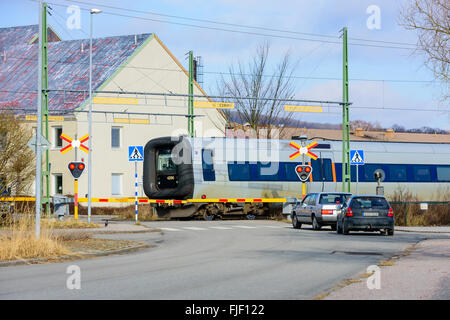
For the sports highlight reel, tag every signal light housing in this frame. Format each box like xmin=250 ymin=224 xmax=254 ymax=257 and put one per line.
xmin=68 ymin=161 xmax=85 ymax=179
xmin=295 ymin=165 xmax=313 ymax=182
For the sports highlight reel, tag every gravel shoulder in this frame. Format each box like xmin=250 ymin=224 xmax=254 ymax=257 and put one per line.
xmin=323 ymin=237 xmax=450 ymax=300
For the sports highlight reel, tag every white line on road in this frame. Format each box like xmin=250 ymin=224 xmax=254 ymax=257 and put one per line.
xmin=209 ymin=226 xmax=233 ymax=230
xmin=160 ymin=228 xmax=182 ymax=232
xmin=182 ymin=227 xmax=208 ymax=231
xmin=232 ymin=225 xmax=257 ymax=229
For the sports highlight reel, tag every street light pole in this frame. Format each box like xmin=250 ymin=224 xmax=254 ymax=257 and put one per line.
xmin=88 ymin=8 xmax=101 ymax=223
xmin=35 ymin=0 xmax=43 ymax=238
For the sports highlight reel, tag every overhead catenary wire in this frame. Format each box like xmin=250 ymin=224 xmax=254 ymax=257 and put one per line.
xmin=32 ymin=0 xmax=419 ymax=51
xmin=3 ymin=56 xmax=442 ymax=84
xmin=2 ymin=89 xmax=448 ymax=113
xmin=63 ymin=0 xmax=418 ymax=48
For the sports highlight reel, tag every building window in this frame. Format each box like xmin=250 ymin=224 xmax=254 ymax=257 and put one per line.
xmin=111 ymin=173 xmax=122 ymax=195
xmin=53 ymin=174 xmax=63 ymax=195
xmin=111 ymin=127 xmax=121 ymax=148
xmin=53 ymin=127 xmax=63 ymax=148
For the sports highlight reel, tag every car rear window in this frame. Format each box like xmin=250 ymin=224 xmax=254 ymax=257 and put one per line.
xmin=351 ymin=197 xmax=389 ymax=209
xmin=319 ymin=193 xmax=351 ymax=205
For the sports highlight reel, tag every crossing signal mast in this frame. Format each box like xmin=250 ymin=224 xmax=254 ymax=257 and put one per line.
xmin=68 ymin=161 xmax=86 ymax=220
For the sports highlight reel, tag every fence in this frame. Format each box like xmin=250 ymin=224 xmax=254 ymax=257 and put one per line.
xmin=390 ymin=201 xmax=450 ymax=226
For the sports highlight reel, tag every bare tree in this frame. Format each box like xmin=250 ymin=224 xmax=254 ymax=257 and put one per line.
xmin=0 ymin=110 xmax=35 ymax=198
xmin=217 ymin=43 xmax=297 ymax=139
xmin=399 ymin=0 xmax=449 ymax=99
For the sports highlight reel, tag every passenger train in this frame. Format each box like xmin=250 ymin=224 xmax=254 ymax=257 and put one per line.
xmin=143 ymin=136 xmax=450 ymax=219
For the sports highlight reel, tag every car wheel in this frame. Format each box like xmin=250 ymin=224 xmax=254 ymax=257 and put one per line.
xmin=387 ymin=229 xmax=394 ymax=236
xmin=292 ymin=214 xmax=302 ymax=229
xmin=342 ymin=221 xmax=349 ymax=235
xmin=336 ymin=221 xmax=341 ymax=234
xmin=312 ymin=215 xmax=321 ymax=230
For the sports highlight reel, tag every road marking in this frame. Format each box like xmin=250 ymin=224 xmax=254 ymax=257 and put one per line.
xmin=232 ymin=225 xmax=257 ymax=229
xmin=160 ymin=228 xmax=182 ymax=232
xmin=182 ymin=227 xmax=208 ymax=231
xmin=209 ymin=226 xmax=233 ymax=230
xmin=261 ymin=225 xmax=286 ymax=228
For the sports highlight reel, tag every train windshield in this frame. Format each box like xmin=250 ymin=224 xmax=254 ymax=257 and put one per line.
xmin=157 ymin=148 xmax=177 ymax=172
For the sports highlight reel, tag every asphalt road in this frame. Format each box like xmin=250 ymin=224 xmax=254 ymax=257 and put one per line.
xmin=0 ymin=219 xmax=445 ymax=299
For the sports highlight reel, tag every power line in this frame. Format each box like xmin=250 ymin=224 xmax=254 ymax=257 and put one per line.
xmin=34 ymin=0 xmax=418 ymax=50
xmin=65 ymin=0 xmax=418 ymax=48
xmin=4 ymin=56 xmax=441 ymax=84
xmin=2 ymin=88 xmax=448 ymax=113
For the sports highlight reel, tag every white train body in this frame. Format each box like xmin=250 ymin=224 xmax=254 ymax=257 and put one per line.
xmin=143 ymin=136 xmax=450 ymax=218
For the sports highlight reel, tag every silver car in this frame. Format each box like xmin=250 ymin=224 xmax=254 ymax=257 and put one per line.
xmin=291 ymin=192 xmax=352 ymax=230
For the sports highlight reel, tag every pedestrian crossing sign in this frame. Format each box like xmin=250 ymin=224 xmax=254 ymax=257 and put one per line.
xmin=128 ymin=146 xmax=144 ymax=161
xmin=350 ymin=150 xmax=364 ymax=165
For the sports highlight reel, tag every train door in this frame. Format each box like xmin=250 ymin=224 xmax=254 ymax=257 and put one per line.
xmin=309 ymin=152 xmax=336 ymax=192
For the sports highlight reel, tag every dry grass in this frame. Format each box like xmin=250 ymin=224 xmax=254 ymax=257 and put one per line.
xmin=378 ymin=259 xmax=395 ymax=267
xmin=41 ymin=218 xmax=100 ymax=229
xmin=389 ymin=186 xmax=450 ymax=226
xmin=0 ymin=215 xmax=68 ymax=262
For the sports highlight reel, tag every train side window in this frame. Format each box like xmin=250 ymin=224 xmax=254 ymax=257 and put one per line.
xmin=436 ymin=166 xmax=450 ymax=182
xmin=412 ymin=165 xmax=432 ymax=182
xmin=202 ymin=149 xmax=215 ymax=182
xmin=285 ymin=163 xmax=301 ymax=181
xmin=388 ymin=165 xmax=408 ymax=182
xmin=256 ymin=162 xmax=280 ymax=181
xmin=363 ymin=164 xmax=383 ymax=182
xmin=228 ymin=163 xmax=251 ymax=181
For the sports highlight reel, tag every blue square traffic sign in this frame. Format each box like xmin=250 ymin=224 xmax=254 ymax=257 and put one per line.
xmin=128 ymin=146 xmax=144 ymax=161
xmin=350 ymin=149 xmax=364 ymax=165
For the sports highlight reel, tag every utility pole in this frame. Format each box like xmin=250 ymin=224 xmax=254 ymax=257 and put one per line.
xmin=188 ymin=51 xmax=194 ymax=137
xmin=35 ymin=0 xmax=43 ymax=238
xmin=342 ymin=27 xmax=351 ymax=193
xmin=41 ymin=2 xmax=50 ymax=216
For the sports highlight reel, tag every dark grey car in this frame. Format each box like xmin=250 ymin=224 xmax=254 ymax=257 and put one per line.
xmin=336 ymin=195 xmax=394 ymax=235
xmin=291 ymin=192 xmax=352 ymax=230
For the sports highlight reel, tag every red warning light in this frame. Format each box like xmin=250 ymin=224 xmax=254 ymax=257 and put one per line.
xmin=69 ymin=163 xmax=76 ymax=170
xmin=78 ymin=163 xmax=85 ymax=170
xmin=305 ymin=166 xmax=311 ymax=173
xmin=296 ymin=167 xmax=303 ymax=173
xmin=201 ymin=194 xmax=206 ymax=199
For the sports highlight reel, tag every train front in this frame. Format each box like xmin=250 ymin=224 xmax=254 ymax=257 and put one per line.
xmin=143 ymin=136 xmax=196 ymax=218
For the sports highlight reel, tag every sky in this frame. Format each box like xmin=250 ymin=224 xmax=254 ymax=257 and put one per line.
xmin=1 ymin=0 xmax=449 ymax=130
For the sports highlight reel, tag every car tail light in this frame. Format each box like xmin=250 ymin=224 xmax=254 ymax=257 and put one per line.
xmin=346 ymin=207 xmax=353 ymax=217
xmin=388 ymin=207 xmax=394 ymax=217
xmin=321 ymin=209 xmax=333 ymax=215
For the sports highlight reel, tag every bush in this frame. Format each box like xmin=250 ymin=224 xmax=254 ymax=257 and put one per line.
xmin=388 ymin=186 xmax=450 ymax=226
